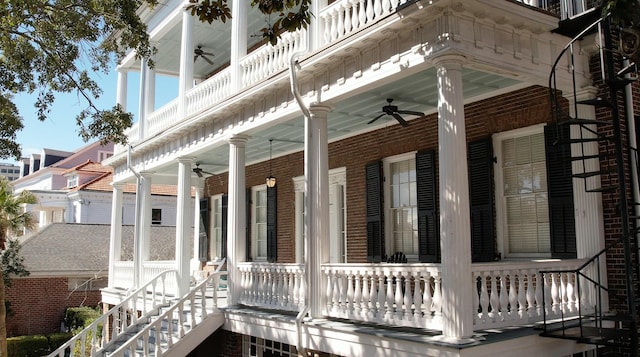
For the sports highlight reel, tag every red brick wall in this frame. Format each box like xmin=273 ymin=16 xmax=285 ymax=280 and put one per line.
xmin=204 ymin=85 xmax=555 ymax=264
xmin=5 ymin=277 xmax=102 ymax=337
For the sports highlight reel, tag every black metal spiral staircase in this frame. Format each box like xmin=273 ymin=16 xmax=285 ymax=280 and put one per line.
xmin=540 ymin=7 xmax=640 ymax=357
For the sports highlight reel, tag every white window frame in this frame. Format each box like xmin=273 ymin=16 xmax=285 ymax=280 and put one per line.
xmin=383 ymin=151 xmax=418 ymax=261
xmin=209 ymin=194 xmax=224 ymax=261
xmin=493 ymin=124 xmax=551 ymax=259
xmin=251 ymin=185 xmax=268 ymax=261
xmin=67 ymin=174 xmax=78 ymax=188
xmin=293 ymin=167 xmax=347 ymax=263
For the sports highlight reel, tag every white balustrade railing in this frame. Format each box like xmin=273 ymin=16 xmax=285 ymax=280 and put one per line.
xmin=240 ymin=30 xmax=307 ymax=88
xmin=186 ymin=68 xmax=231 ymax=117
xmin=48 ymin=270 xmax=178 ymax=357
xmin=322 ymin=264 xmax=443 ymax=329
xmin=111 ymin=261 xmax=178 ymax=294
xmin=472 ymin=260 xmax=588 ymax=330
xmin=107 ymin=271 xmax=225 ymax=357
xmin=319 ymin=0 xmax=414 ymax=46
xmin=146 ymin=98 xmax=178 ymax=137
xmin=238 ymin=262 xmax=305 ymax=312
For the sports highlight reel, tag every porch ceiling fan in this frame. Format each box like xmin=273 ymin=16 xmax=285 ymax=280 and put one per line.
xmin=194 ymin=45 xmax=214 ymax=65
xmin=368 ymin=98 xmax=424 ymax=127
xmin=193 ymin=163 xmax=215 ymax=178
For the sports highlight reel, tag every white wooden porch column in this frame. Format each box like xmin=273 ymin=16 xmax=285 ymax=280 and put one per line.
xmin=178 ymin=5 xmax=194 ymax=117
xmin=116 ymin=69 xmax=127 ymax=110
xmin=310 ymin=0 xmax=328 ymax=51
xmin=137 ymin=58 xmax=148 ymax=141
xmin=227 ymin=134 xmax=250 ymax=305
xmin=108 ymin=183 xmax=125 ymax=288
xmin=230 ymin=0 xmax=247 ymax=91
xmin=176 ymin=158 xmax=193 ymax=296
xmin=145 ymin=49 xmax=156 ymax=116
xmin=434 ymin=54 xmax=474 ymax=341
xmin=138 ymin=172 xmax=153 ymax=283
xmin=191 ymin=181 xmax=204 ymax=274
xmin=307 ymin=103 xmax=332 ymax=318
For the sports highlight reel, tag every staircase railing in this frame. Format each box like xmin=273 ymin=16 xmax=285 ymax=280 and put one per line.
xmin=107 ymin=269 xmax=226 ymax=357
xmin=48 ymin=269 xmax=178 ymax=357
xmin=544 ymin=7 xmax=639 ymax=354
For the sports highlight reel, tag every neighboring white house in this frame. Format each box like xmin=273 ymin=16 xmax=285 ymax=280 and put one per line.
xmin=89 ymin=1 xmax=640 ymax=356
xmin=12 ymin=141 xmax=184 ymax=231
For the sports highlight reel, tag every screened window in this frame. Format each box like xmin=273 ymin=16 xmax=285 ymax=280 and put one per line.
xmin=496 ymin=127 xmax=550 ymax=257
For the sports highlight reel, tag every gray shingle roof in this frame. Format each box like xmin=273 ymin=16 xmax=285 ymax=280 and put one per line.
xmin=18 ymin=223 xmax=188 ymax=275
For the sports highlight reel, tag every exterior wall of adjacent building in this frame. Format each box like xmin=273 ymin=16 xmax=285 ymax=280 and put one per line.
xmin=5 ymin=276 xmax=105 ymax=336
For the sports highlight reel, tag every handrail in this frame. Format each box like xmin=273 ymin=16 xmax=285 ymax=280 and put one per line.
xmin=48 ymin=269 xmax=178 ymax=357
xmin=106 ymin=270 xmax=226 ymax=356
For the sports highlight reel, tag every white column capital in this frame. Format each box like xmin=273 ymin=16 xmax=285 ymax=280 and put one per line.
xmin=431 ymin=53 xmax=467 ymax=69
xmin=227 ymin=133 xmax=251 ymax=146
xmin=309 ymin=103 xmax=334 ymax=117
xmin=177 ymin=156 xmax=196 ymax=164
xmin=111 ymin=182 xmax=126 ymax=190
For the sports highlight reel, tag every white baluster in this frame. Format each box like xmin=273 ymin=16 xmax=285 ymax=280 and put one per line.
xmin=361 ymin=271 xmax=371 ymax=317
xmin=394 ymin=271 xmax=404 ymax=319
xmin=373 ymin=0 xmax=382 ymax=18
xmin=323 ymin=14 xmax=332 ymax=45
xmin=526 ymin=272 xmax=536 ymax=317
xmin=560 ymin=272 xmax=567 ymax=314
xmin=326 ymin=269 xmax=334 ymax=312
xmin=377 ymin=273 xmax=386 ymax=317
xmin=432 ymin=274 xmax=442 ymax=317
xmin=423 ymin=273 xmax=432 ymax=319
xmin=337 ymin=5 xmax=345 ymax=39
xmin=359 ymin=0 xmax=367 ymax=26
xmin=550 ymin=273 xmax=559 ymax=315
xmin=473 ymin=272 xmax=480 ymax=324
xmin=390 ymin=0 xmax=399 ymax=11
xmin=508 ymin=272 xmax=517 ymax=320
xmin=330 ymin=10 xmax=338 ymax=41
xmin=566 ymin=272 xmax=575 ymax=313
xmin=332 ymin=271 xmax=341 ymax=313
xmin=479 ymin=273 xmax=489 ymax=322
xmin=403 ymin=271 xmax=413 ymax=319
xmin=366 ymin=0 xmax=374 ymax=23
xmin=346 ymin=271 xmax=355 ymax=316
xmin=385 ymin=270 xmax=394 ymax=318
xmin=489 ymin=272 xmax=499 ymax=321
xmin=350 ymin=0 xmax=359 ymax=31
xmin=413 ymin=271 xmax=423 ymax=320
xmin=381 ymin=0 xmax=390 ymax=15
xmin=517 ymin=273 xmax=526 ymax=319
xmin=339 ymin=272 xmax=347 ymax=314
xmin=534 ymin=271 xmax=543 ymax=318
xmin=354 ymin=271 xmax=362 ymax=315
xmin=498 ymin=273 xmax=508 ymax=322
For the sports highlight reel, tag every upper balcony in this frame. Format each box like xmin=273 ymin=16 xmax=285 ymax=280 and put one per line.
xmin=112 ymin=0 xmax=598 ymax=160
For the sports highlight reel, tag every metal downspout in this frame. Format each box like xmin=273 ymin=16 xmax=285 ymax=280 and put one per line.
xmin=290 ymin=51 xmax=311 ymax=357
xmin=128 ymin=146 xmax=143 ymax=290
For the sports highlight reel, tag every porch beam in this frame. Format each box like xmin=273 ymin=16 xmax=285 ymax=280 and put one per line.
xmin=433 ymin=53 xmax=474 ymax=342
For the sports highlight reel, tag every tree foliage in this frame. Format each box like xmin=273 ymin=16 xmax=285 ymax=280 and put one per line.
xmin=188 ymin=0 xmax=313 ymax=45
xmin=1 ymin=240 xmax=29 ymax=288
xmin=0 ymin=0 xmax=158 ymax=160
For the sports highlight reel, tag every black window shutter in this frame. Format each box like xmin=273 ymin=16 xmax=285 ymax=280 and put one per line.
xmin=365 ymin=161 xmax=384 ymax=262
xmin=221 ymin=194 xmax=228 ymax=259
xmin=246 ymin=188 xmax=252 ymax=261
xmin=544 ymin=125 xmax=577 ymax=258
xmin=267 ymin=185 xmax=277 ymax=262
xmin=468 ymin=138 xmax=495 ymax=262
xmin=416 ymin=150 xmax=440 ymax=263
xmin=198 ymin=197 xmax=210 ymax=262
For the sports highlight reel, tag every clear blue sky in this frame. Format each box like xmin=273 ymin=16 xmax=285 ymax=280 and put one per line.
xmin=10 ymin=69 xmax=177 ymax=165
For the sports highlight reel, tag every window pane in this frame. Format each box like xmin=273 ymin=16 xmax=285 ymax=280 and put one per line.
xmin=388 ymin=157 xmax=418 ymax=256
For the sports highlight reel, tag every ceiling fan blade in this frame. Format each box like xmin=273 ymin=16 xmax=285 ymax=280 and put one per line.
xmin=202 ymin=56 xmax=214 ymax=65
xmin=392 ymin=113 xmax=409 ymax=127
xmin=368 ymin=113 xmax=386 ymax=125
xmin=194 ymin=55 xmax=199 ymax=63
xmin=203 ymin=170 xmax=215 ymax=176
xmin=194 ymin=169 xmax=203 ymax=178
xmin=397 ymin=110 xmax=424 ymax=117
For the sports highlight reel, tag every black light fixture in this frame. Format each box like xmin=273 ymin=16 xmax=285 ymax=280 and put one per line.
xmin=266 ymin=139 xmax=276 ymax=187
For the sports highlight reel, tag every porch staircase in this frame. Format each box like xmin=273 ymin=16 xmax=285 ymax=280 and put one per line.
xmin=48 ymin=270 xmax=227 ymax=357
xmin=541 ymin=6 xmax=640 ymax=357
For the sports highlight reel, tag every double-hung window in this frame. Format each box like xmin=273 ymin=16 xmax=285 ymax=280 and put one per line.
xmin=494 ymin=125 xmax=551 ymax=258
xmin=252 ymin=186 xmax=268 ymax=261
xmin=383 ymin=153 xmax=418 ymax=258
